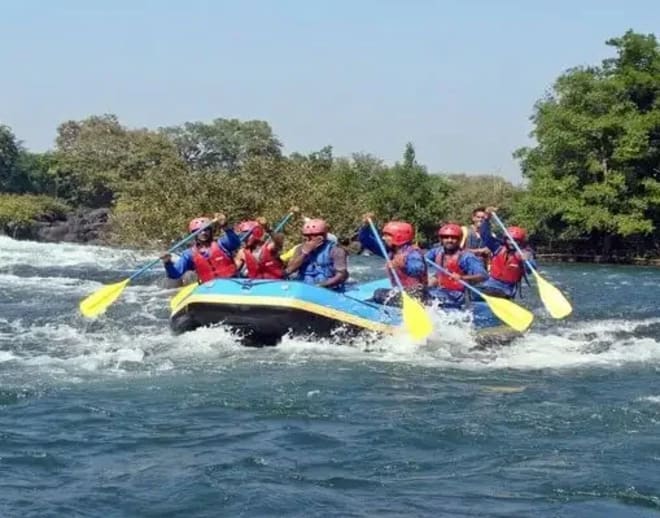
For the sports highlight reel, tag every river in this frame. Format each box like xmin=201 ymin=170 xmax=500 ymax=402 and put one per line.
xmin=1 ymin=235 xmax=659 ymax=517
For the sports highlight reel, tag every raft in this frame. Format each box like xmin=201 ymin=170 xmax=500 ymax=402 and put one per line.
xmin=169 ymin=278 xmax=520 ymax=347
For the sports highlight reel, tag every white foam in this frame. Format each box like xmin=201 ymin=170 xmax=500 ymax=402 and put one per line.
xmin=0 ymin=273 xmax=99 ymax=293
xmin=0 ymin=235 xmax=153 ymax=270
xmin=1 ymin=236 xmax=659 ymax=381
xmin=0 ymin=350 xmax=16 ymax=363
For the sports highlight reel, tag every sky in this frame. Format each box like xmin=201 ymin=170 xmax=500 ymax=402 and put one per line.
xmin=1 ymin=0 xmax=659 ymax=183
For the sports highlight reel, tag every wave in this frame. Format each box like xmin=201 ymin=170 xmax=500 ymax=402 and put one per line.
xmin=1 ymin=236 xmax=658 ymax=385
xmin=1 ymin=310 xmax=658 ymax=386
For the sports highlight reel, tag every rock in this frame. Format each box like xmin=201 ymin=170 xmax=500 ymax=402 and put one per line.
xmin=3 ymin=208 xmax=111 ymax=245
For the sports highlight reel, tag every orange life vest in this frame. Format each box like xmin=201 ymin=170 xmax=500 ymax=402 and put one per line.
xmin=243 ymin=245 xmax=285 ymax=280
xmin=388 ymin=245 xmax=427 ymax=290
xmin=191 ymin=242 xmax=236 ymax=282
xmin=435 ymin=251 xmax=464 ymax=291
xmin=490 ymin=247 xmax=524 ymax=284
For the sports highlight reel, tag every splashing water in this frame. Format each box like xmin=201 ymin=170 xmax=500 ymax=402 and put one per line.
xmin=1 ymin=236 xmax=659 ymax=516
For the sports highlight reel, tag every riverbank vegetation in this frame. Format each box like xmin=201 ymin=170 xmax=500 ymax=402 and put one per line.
xmin=1 ymin=30 xmax=658 ymax=259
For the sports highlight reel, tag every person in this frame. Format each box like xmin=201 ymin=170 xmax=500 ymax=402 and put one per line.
xmin=477 ymin=207 xmax=536 ymax=299
xmin=357 ymin=213 xmax=427 ymax=305
xmin=284 ymin=218 xmax=349 ymax=291
xmin=460 ymin=207 xmax=492 ymax=267
xmin=280 ymin=216 xmax=338 ymax=263
xmin=234 ymin=218 xmax=285 ymax=279
xmin=161 ymin=213 xmax=241 ymax=282
xmin=426 ymin=223 xmax=488 ymax=308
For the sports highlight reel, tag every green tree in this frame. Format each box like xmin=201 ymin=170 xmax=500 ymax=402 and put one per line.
xmin=160 ymin=118 xmax=283 ymax=172
xmin=52 ymin=114 xmax=183 ymax=207
xmin=444 ymin=173 xmax=522 ymax=223
xmin=0 ymin=125 xmax=23 ymax=192
xmin=514 ymin=30 xmax=660 ymax=253
xmin=369 ymin=143 xmax=450 ymax=240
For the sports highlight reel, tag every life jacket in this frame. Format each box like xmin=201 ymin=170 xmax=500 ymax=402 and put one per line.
xmin=243 ymin=244 xmax=285 ymax=280
xmin=435 ymin=250 xmax=465 ymax=292
xmin=490 ymin=246 xmax=525 ymax=284
xmin=388 ymin=245 xmax=427 ymax=290
xmin=191 ymin=241 xmax=236 ymax=282
xmin=298 ymin=240 xmax=344 ymax=290
xmin=462 ymin=226 xmax=483 ymax=249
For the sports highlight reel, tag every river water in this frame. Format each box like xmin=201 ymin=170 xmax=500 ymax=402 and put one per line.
xmin=1 ymin=235 xmax=659 ymax=517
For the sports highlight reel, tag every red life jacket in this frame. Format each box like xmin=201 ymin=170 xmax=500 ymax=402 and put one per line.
xmin=435 ymin=251 xmax=464 ymax=291
xmin=388 ymin=245 xmax=427 ymax=289
xmin=243 ymin=245 xmax=285 ymax=280
xmin=191 ymin=242 xmax=236 ymax=282
xmin=490 ymin=247 xmax=524 ymax=284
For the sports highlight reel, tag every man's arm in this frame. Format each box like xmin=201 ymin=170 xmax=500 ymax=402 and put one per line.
xmin=459 ymin=253 xmax=488 ymax=283
xmin=317 ymin=247 xmax=349 ymax=288
xmin=162 ymin=249 xmax=193 ymax=279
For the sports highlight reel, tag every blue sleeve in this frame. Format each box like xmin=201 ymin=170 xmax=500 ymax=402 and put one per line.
xmin=219 ymin=228 xmax=241 ymax=253
xmin=479 ymin=219 xmax=501 ymax=254
xmin=358 ymin=225 xmax=387 ymax=258
xmin=460 ymin=253 xmax=487 ymax=276
xmin=164 ymin=249 xmax=193 ymax=279
xmin=405 ymin=250 xmax=426 ymax=277
xmin=425 ymin=247 xmax=438 ymax=263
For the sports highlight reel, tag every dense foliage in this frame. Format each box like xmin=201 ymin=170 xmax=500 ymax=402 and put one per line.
xmin=1 ymin=30 xmax=659 ymax=257
xmin=514 ymin=30 xmax=660 ymax=255
xmin=0 ymin=193 xmax=69 ymax=236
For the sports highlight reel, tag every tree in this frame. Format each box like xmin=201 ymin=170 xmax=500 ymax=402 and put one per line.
xmin=444 ymin=173 xmax=522 ymax=224
xmin=52 ymin=114 xmax=183 ymax=207
xmin=369 ymin=143 xmax=449 ymax=240
xmin=160 ymin=118 xmax=283 ymax=172
xmin=514 ymin=30 xmax=660 ymax=253
xmin=0 ymin=125 xmax=22 ymax=192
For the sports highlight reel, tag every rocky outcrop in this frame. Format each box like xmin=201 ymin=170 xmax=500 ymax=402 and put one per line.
xmin=2 ymin=208 xmax=111 ymax=244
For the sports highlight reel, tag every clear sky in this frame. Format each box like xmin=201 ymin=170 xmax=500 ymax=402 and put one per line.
xmin=1 ymin=0 xmax=658 ymax=182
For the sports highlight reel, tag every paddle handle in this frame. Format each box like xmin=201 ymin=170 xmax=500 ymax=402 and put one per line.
xmin=129 ymin=218 xmax=219 ymax=281
xmin=424 ymin=257 xmax=484 ymax=299
xmin=367 ymin=218 xmax=404 ymax=292
xmin=268 ymin=211 xmax=295 ymax=240
xmin=489 ymin=212 xmax=537 ymax=274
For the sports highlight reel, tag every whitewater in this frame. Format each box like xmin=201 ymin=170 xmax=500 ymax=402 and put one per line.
xmin=1 ymin=235 xmax=659 ymax=516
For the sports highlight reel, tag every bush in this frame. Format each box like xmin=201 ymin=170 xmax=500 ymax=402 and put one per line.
xmin=0 ymin=194 xmax=69 ymax=236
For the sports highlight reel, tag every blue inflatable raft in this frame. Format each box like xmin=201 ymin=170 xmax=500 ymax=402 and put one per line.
xmin=169 ymin=278 xmax=519 ymax=347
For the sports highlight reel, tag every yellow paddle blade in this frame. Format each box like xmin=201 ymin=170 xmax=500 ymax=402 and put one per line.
xmin=481 ymin=293 xmax=534 ymax=333
xmin=280 ymin=245 xmax=298 ymax=262
xmin=79 ymin=278 xmax=130 ymax=318
xmin=532 ymin=270 xmax=573 ymax=319
xmin=169 ymin=282 xmax=198 ymax=311
xmin=401 ymin=292 xmax=433 ymax=341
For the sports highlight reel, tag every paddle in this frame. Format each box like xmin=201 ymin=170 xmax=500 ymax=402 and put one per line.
xmin=366 ymin=218 xmax=433 ymax=341
xmin=169 ymin=209 xmax=298 ymax=311
xmin=490 ymin=212 xmax=572 ymax=319
xmin=424 ymin=258 xmax=534 ymax=333
xmin=79 ymin=218 xmax=218 ymax=318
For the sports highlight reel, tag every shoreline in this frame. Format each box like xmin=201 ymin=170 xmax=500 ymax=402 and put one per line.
xmin=3 ymin=230 xmax=660 ymax=267
xmin=535 ymin=253 xmax=660 ymax=267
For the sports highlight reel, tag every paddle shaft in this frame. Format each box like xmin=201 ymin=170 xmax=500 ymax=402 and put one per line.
xmin=268 ymin=212 xmax=295 ymax=240
xmin=367 ymin=218 xmax=405 ymax=291
xmin=489 ymin=212 xmax=536 ymax=274
xmin=129 ymin=218 xmax=218 ymax=281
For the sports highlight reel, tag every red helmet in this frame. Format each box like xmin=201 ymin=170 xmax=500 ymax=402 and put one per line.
xmin=188 ymin=217 xmax=212 ymax=233
xmin=382 ymin=221 xmax=414 ymax=246
xmin=507 ymin=226 xmax=527 ymax=243
xmin=438 ymin=223 xmax=463 ymax=238
xmin=302 ymin=218 xmax=328 ymax=235
xmin=237 ymin=220 xmax=265 ymax=242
